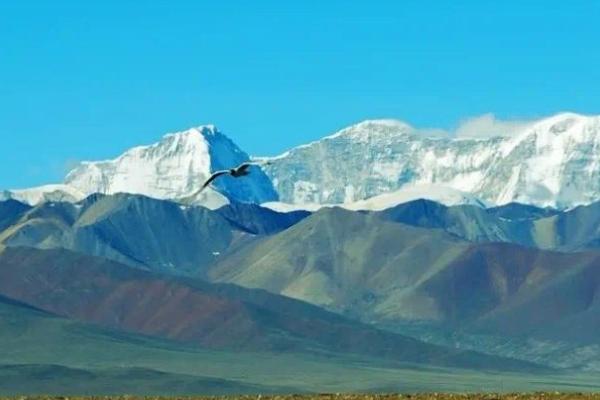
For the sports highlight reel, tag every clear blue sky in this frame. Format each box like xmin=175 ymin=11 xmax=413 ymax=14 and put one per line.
xmin=2 ymin=1 xmax=600 ymax=188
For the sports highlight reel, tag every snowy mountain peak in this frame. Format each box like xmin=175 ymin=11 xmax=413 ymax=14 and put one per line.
xmin=491 ymin=113 xmax=600 ymax=208
xmin=65 ymin=125 xmax=278 ymax=206
xmin=5 ymin=112 xmax=600 ymax=210
xmin=266 ymin=119 xmax=415 ymax=162
xmin=329 ymin=119 xmax=414 ymax=141
xmin=164 ymin=125 xmax=219 ymax=142
xmin=540 ymin=111 xmax=589 ymax=125
xmin=512 ymin=113 xmax=592 ymax=140
xmin=262 ymin=113 xmax=600 ymax=209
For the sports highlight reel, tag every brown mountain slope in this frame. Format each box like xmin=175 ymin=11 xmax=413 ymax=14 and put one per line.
xmin=0 ymin=245 xmax=540 ymax=371
xmin=421 ymin=243 xmax=600 ymax=328
xmin=210 ymin=207 xmax=472 ymax=321
xmin=209 ymin=208 xmax=600 ymax=342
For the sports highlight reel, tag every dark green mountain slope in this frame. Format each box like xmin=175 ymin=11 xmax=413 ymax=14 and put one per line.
xmin=487 ymin=202 xmax=560 ymax=221
xmin=0 ymin=194 xmax=307 ymax=275
xmin=216 ymin=201 xmax=310 ymax=234
xmin=0 ymin=199 xmax=31 ymax=231
xmin=376 ymin=199 xmax=529 ymax=244
xmin=0 ymin=364 xmax=273 ymax=396
xmin=1 ymin=294 xmax=591 ymax=394
xmin=0 ymin=294 xmax=281 ymax=395
xmin=1 ymin=194 xmax=235 ymax=274
xmin=376 ymin=199 xmax=600 ymax=251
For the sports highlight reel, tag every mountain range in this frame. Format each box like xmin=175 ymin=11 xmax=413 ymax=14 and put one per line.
xmin=261 ymin=113 xmax=600 ymax=209
xmin=2 ymin=112 xmax=600 ymax=393
xmin=1 ymin=192 xmax=600 ymax=374
xmin=4 ymin=112 xmax=600 ymax=210
xmin=208 ymin=206 xmax=600 ymax=341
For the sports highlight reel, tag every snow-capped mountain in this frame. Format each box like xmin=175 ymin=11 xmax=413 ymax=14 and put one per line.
xmin=0 ymin=184 xmax=85 ymax=205
xmin=65 ymin=125 xmax=278 ymax=207
xmin=261 ymin=113 xmax=600 ymax=209
xmin=5 ymin=113 xmax=600 ymax=210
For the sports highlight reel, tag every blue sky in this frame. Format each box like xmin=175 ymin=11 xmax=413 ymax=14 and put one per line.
xmin=2 ymin=1 xmax=600 ymax=188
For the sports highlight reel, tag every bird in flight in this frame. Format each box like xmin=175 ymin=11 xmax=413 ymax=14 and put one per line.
xmin=180 ymin=161 xmax=269 ymax=203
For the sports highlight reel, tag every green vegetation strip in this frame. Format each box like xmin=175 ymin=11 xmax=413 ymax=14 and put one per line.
xmin=2 ymin=393 xmax=600 ymax=400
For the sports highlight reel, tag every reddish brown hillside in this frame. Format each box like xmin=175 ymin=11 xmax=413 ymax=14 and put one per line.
xmin=0 ymin=246 xmax=541 ymax=371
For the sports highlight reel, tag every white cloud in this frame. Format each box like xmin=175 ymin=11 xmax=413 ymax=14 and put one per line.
xmin=410 ymin=114 xmax=534 ymax=139
xmin=454 ymin=113 xmax=533 ymax=139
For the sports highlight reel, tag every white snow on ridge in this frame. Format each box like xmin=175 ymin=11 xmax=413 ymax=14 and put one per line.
xmin=344 ymin=184 xmax=488 ymax=211
xmin=0 ymin=184 xmax=85 ymax=206
xmin=4 ymin=112 xmax=600 ymax=211
xmin=261 ymin=201 xmax=326 ymax=213
xmin=261 ymin=113 xmax=600 ymax=209
xmin=262 ymin=184 xmax=488 ymax=212
xmin=266 ymin=119 xmax=415 ymax=161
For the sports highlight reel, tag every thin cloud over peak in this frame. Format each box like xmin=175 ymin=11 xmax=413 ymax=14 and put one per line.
xmin=454 ymin=113 xmax=534 ymax=139
xmin=410 ymin=114 xmax=535 ymax=139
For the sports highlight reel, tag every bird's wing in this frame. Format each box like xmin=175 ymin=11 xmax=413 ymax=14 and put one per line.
xmin=180 ymin=170 xmax=229 ymax=203
xmin=201 ymin=170 xmax=230 ymax=189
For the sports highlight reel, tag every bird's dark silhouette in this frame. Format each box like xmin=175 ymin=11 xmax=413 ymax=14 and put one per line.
xmin=201 ymin=163 xmax=252 ymax=190
xmin=179 ymin=161 xmax=269 ymax=203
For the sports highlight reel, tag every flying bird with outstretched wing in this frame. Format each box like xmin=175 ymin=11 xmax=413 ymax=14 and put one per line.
xmin=198 ymin=170 xmax=231 ymax=192
xmin=179 ymin=161 xmax=270 ymax=204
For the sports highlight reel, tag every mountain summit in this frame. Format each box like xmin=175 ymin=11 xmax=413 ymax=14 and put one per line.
xmin=65 ymin=125 xmax=278 ymax=207
xmin=262 ymin=113 xmax=600 ymax=209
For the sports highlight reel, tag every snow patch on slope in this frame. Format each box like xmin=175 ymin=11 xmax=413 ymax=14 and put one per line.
xmin=263 ymin=184 xmax=487 ymax=212
xmin=261 ymin=201 xmax=325 ymax=213
xmin=345 ymin=184 xmax=488 ymax=210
